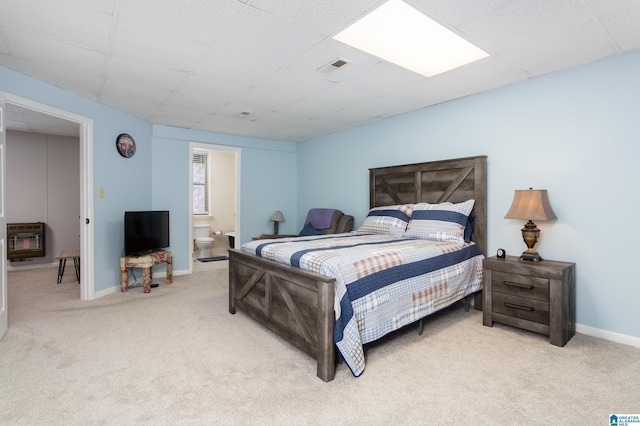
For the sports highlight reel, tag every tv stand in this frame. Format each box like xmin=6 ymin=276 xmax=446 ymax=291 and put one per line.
xmin=120 ymin=250 xmax=173 ymax=293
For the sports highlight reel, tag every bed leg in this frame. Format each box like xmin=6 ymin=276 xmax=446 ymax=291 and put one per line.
xmin=228 ymin=253 xmax=237 ymax=314
xmin=464 ymin=295 xmax=471 ymax=312
xmin=418 ymin=319 xmax=424 ymax=336
xmin=317 ymin=280 xmax=336 ymax=382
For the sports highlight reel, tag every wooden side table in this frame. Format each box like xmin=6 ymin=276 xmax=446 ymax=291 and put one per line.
xmin=120 ymin=250 xmax=173 ymax=293
xmin=483 ymin=255 xmax=576 ymax=346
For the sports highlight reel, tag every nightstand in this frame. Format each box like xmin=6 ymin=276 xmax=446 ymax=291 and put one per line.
xmin=483 ymin=255 xmax=576 ymax=346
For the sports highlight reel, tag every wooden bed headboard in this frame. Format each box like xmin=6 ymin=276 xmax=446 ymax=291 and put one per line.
xmin=369 ymin=155 xmax=487 ymax=256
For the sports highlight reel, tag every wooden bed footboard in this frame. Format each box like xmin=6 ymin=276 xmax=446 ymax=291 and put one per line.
xmin=229 ymin=248 xmax=337 ymax=382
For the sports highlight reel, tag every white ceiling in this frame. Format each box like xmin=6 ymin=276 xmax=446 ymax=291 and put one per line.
xmin=1 ymin=0 xmax=640 ymax=142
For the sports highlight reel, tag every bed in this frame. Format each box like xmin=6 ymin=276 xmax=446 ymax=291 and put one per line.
xmin=229 ymin=156 xmax=487 ymax=381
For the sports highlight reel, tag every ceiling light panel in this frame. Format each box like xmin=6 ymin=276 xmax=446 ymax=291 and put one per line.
xmin=333 ymin=0 xmax=489 ymax=77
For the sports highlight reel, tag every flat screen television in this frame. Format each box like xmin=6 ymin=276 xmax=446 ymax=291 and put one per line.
xmin=124 ymin=210 xmax=170 ymax=256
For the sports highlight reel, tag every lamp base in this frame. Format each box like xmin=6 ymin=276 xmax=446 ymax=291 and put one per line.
xmin=520 ymin=220 xmax=542 ymax=262
xmin=520 ymin=250 xmax=542 ymax=262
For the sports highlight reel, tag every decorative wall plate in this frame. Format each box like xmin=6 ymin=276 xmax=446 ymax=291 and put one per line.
xmin=116 ymin=133 xmax=136 ymax=158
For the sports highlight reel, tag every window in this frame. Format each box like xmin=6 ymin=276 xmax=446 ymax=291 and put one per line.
xmin=192 ymin=151 xmax=209 ymax=215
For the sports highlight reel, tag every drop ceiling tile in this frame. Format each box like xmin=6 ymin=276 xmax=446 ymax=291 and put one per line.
xmin=195 ymin=114 xmax=249 ymax=133
xmin=215 ymin=102 xmax=282 ymax=123
xmin=275 ymin=97 xmax=340 ymax=119
xmin=586 ymin=0 xmax=640 ymax=17
xmin=162 ymin=92 xmax=228 ymax=113
xmin=0 ymin=33 xmax=9 ymax=54
xmin=213 ymin=5 xmax=324 ymax=67
xmin=150 ymin=105 xmax=210 ymax=124
xmin=253 ymin=110 xmax=305 ymax=127
xmin=111 ymin=20 xmax=210 ymax=71
xmin=118 ymin=0 xmax=244 ymax=44
xmin=589 ymin=0 xmax=640 ymax=51
xmin=106 ymin=56 xmax=189 ymax=90
xmin=194 ymin=47 xmax=284 ymax=86
xmin=409 ymin=0 xmax=512 ymax=28
xmin=253 ymin=67 xmax=335 ymax=102
xmin=0 ymin=53 xmax=17 ymax=69
xmin=66 ymin=0 xmax=116 ymax=15
xmin=17 ymin=60 xmax=103 ymax=95
xmin=98 ymin=94 xmax=159 ymax=119
xmin=0 ymin=0 xmax=112 ymax=51
xmin=177 ymin=74 xmax=251 ymax=100
xmin=230 ymin=86 xmax=296 ymax=113
xmin=458 ymin=0 xmax=601 ymax=53
xmin=3 ymin=28 xmax=106 ymax=75
xmin=101 ymin=79 xmax=171 ymax=105
xmin=247 ymin=0 xmax=383 ymax=36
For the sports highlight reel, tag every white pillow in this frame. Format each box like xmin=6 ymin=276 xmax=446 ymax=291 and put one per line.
xmin=403 ymin=200 xmax=475 ymax=243
xmin=356 ymin=204 xmax=414 ymax=236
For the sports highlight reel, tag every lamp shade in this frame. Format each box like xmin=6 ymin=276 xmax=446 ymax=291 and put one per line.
xmin=270 ymin=211 xmax=285 ymax=222
xmin=504 ymin=189 xmax=557 ymax=221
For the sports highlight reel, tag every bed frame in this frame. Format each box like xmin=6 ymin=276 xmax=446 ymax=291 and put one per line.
xmin=229 ymin=155 xmax=487 ymax=381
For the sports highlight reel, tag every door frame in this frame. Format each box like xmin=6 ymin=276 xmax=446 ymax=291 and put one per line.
xmin=188 ymin=142 xmax=240 ymax=274
xmin=1 ymin=92 xmax=94 ymax=300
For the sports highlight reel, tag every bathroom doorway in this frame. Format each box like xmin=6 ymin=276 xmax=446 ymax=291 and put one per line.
xmin=188 ymin=142 xmax=240 ymax=273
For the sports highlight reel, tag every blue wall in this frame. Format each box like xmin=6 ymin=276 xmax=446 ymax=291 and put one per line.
xmin=151 ymin=125 xmax=298 ymax=272
xmin=298 ymin=50 xmax=640 ymax=339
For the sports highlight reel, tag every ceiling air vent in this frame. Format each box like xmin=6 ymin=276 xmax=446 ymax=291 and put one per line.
xmin=317 ymin=57 xmax=351 ymax=74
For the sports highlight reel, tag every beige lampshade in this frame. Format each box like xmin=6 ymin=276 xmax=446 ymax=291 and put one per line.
xmin=504 ymin=189 xmax=557 ymax=221
xmin=270 ymin=211 xmax=285 ymax=222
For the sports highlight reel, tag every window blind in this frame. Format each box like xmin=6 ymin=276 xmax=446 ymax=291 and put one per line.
xmin=192 ymin=151 xmax=209 ymax=215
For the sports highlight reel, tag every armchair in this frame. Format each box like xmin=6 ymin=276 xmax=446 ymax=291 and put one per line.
xmin=300 ymin=208 xmax=354 ymax=236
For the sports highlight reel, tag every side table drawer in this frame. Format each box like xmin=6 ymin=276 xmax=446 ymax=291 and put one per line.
xmin=493 ymin=270 xmax=549 ymax=302
xmin=492 ymin=292 xmax=549 ymax=325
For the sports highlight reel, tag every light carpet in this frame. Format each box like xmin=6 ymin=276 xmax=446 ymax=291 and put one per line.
xmin=1 ymin=266 xmax=638 ymax=425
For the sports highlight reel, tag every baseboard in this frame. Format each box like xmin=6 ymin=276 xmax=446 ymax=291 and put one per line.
xmin=94 ymin=285 xmax=119 ymax=299
xmin=576 ymin=323 xmax=640 ymax=349
xmin=7 ymin=261 xmax=58 ymax=271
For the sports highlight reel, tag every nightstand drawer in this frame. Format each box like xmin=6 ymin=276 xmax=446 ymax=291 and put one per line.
xmin=492 ymin=292 xmax=549 ymax=325
xmin=492 ymin=270 xmax=549 ymax=302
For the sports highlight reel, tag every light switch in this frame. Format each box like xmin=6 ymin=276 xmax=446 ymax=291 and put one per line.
xmin=99 ymin=187 xmax=105 ymax=198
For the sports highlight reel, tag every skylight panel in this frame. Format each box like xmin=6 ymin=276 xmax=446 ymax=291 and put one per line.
xmin=333 ymin=0 xmax=489 ymax=77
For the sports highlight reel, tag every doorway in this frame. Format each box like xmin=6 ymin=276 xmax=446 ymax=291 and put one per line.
xmin=1 ymin=92 xmax=94 ymax=300
xmin=189 ymin=142 xmax=240 ymax=273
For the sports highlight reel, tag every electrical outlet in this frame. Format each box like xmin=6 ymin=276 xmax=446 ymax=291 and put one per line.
xmin=99 ymin=187 xmax=105 ymax=198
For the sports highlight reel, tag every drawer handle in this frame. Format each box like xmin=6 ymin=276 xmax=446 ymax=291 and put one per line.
xmin=503 ymin=302 xmax=534 ymax=312
xmin=504 ymin=281 xmax=533 ymax=290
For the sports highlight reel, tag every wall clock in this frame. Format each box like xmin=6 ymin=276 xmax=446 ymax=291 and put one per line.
xmin=116 ymin=133 xmax=136 ymax=158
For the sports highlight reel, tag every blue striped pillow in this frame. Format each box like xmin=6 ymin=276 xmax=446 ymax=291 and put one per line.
xmin=356 ymin=204 xmax=414 ymax=236
xmin=403 ymin=200 xmax=475 ymax=243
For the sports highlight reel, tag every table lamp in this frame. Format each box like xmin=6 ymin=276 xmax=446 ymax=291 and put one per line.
xmin=504 ymin=188 xmax=557 ymax=262
xmin=270 ymin=211 xmax=285 ymax=235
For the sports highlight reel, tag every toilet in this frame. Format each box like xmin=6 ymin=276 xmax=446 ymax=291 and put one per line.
xmin=194 ymin=224 xmax=214 ymax=258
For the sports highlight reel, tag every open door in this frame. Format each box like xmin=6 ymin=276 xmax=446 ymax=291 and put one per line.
xmin=0 ymin=94 xmax=8 ymax=339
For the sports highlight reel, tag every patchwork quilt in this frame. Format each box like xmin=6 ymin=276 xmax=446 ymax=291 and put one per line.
xmin=242 ymin=233 xmax=484 ymax=377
